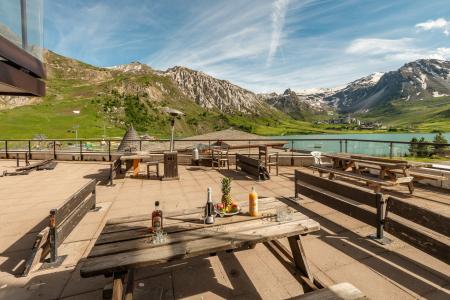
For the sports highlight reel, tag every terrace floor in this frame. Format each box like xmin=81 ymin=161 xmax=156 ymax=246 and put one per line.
xmin=0 ymin=160 xmax=449 ymax=299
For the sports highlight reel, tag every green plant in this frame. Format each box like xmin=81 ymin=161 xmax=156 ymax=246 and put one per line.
xmin=221 ymin=177 xmax=232 ymax=208
xmin=433 ymin=132 xmax=449 ymax=156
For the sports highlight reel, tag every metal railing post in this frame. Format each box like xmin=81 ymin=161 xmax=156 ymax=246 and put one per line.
xmin=291 ymin=140 xmax=294 ymax=166
xmin=53 ymin=140 xmax=56 ymax=159
xmin=49 ymin=209 xmax=57 ymax=262
xmin=79 ymin=140 xmax=83 ymax=161
xmin=389 ymin=142 xmax=393 ymax=158
xmin=339 ymin=140 xmax=343 ymax=152
xmin=28 ymin=140 xmax=32 ymax=159
xmin=375 ymin=193 xmax=385 ymax=239
xmin=5 ymin=141 xmax=8 ymax=159
xmin=344 ymin=139 xmax=348 ymax=153
xmin=108 ymin=141 xmax=112 ymax=162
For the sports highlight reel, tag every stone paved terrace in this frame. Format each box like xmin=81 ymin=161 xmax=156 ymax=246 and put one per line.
xmin=0 ymin=159 xmax=449 ymax=299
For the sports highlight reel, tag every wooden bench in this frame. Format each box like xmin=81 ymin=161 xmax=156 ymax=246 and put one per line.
xmin=16 ymin=159 xmax=55 ymax=172
xmin=236 ymin=153 xmax=270 ymax=180
xmin=259 ymin=145 xmax=279 ymax=175
xmin=109 ymin=159 xmax=121 ymax=185
xmin=292 ymin=282 xmax=366 ymax=299
xmin=294 ymin=169 xmax=450 ymax=264
xmin=22 ymin=179 xmax=98 ymax=276
xmin=312 ymin=165 xmax=413 ymax=194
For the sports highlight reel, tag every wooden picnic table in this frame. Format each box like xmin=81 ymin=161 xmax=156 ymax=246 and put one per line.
xmin=80 ymin=197 xmax=320 ymax=300
xmin=120 ymin=153 xmax=151 ymax=177
xmin=322 ymin=153 xmax=433 ymax=194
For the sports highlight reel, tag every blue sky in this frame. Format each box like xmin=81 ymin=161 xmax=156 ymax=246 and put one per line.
xmin=44 ymin=0 xmax=450 ymax=93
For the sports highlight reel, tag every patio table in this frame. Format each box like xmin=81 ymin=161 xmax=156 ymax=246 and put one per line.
xmin=323 ymin=153 xmax=432 ymax=194
xmin=120 ymin=153 xmax=151 ymax=177
xmin=80 ymin=197 xmax=320 ymax=299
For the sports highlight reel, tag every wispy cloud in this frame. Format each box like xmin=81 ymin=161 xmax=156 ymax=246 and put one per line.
xmin=416 ymin=18 xmax=450 ymax=36
xmin=267 ymin=0 xmax=290 ymax=66
xmin=346 ymin=38 xmax=450 ymax=61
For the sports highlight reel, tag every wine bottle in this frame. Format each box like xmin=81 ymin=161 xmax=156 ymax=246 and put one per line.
xmin=152 ymin=201 xmax=163 ymax=231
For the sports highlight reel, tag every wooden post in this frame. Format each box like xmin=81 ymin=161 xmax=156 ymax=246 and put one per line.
xmin=139 ymin=140 xmax=142 ymax=151
xmin=16 ymin=155 xmax=20 ymax=167
xmin=287 ymin=235 xmax=314 ymax=282
xmin=49 ymin=209 xmax=57 ymax=263
xmin=112 ymin=272 xmax=126 ymax=300
xmin=124 ymin=269 xmax=135 ymax=300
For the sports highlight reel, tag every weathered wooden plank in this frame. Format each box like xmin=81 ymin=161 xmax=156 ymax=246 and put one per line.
xmin=56 ymin=193 xmax=96 ymax=247
xmin=90 ymin=213 xmax=310 ymax=258
xmin=384 ymin=217 xmax=450 ymax=264
xmin=386 ymin=196 xmax=450 ymax=237
xmin=291 ymin=282 xmax=367 ymax=300
xmin=21 ymin=227 xmax=50 ymax=276
xmin=295 ymin=182 xmax=377 ymax=227
xmin=102 ymin=197 xmax=281 ymax=235
xmin=295 ymin=170 xmax=377 ymax=208
xmin=55 ymin=179 xmax=96 ymax=224
xmin=81 ymin=218 xmax=320 ymax=278
xmin=16 ymin=159 xmax=53 ymax=171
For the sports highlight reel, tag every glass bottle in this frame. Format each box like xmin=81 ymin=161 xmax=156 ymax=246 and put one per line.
xmin=249 ymin=187 xmax=258 ymax=217
xmin=152 ymin=201 xmax=163 ymax=231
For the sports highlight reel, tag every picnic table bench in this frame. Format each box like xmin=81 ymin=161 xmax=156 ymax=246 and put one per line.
xmin=312 ymin=165 xmax=414 ymax=194
xmin=80 ymin=197 xmax=320 ymax=300
xmin=322 ymin=153 xmax=426 ymax=193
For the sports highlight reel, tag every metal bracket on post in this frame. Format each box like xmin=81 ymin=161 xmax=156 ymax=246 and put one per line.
xmin=40 ymin=209 xmax=66 ymax=270
xmin=368 ymin=193 xmax=392 ymax=245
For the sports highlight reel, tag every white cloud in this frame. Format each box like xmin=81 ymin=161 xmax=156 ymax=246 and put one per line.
xmin=267 ymin=0 xmax=290 ymax=66
xmin=415 ymin=18 xmax=450 ymax=36
xmin=346 ymin=38 xmax=414 ymax=55
xmin=346 ymin=38 xmax=450 ymax=62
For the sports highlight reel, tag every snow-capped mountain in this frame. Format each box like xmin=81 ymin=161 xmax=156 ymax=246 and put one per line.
xmin=264 ymin=59 xmax=450 ymax=116
xmin=108 ymin=62 xmax=153 ymax=74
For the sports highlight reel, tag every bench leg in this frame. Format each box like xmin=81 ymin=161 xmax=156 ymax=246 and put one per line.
xmin=288 ymin=235 xmax=314 ymax=282
xmin=156 ymin=164 xmax=160 ymax=178
xmin=147 ymin=165 xmax=150 ymax=179
xmin=124 ymin=268 xmax=135 ymax=300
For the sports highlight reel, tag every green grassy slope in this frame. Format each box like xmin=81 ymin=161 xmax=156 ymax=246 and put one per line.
xmin=0 ymin=51 xmax=337 ymax=139
xmin=360 ymin=96 xmax=450 ymax=132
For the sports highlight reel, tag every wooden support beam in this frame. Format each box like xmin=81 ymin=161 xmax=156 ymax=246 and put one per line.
xmin=288 ymin=235 xmax=314 ymax=283
xmin=112 ymin=272 xmax=126 ymax=300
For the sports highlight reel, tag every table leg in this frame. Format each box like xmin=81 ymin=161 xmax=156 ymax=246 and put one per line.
xmin=379 ymin=168 xmax=386 ymax=179
xmin=133 ymin=159 xmax=139 ymax=177
xmin=403 ymin=168 xmax=415 ymax=194
xmin=287 ymin=235 xmax=314 ymax=282
xmin=112 ymin=272 xmax=126 ymax=300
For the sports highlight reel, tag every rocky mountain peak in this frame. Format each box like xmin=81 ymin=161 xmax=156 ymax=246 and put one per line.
xmin=163 ymin=66 xmax=267 ymax=114
xmin=108 ymin=61 xmax=153 ymax=74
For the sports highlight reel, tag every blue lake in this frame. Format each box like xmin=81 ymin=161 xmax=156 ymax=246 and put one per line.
xmin=273 ymin=132 xmax=450 ymax=157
